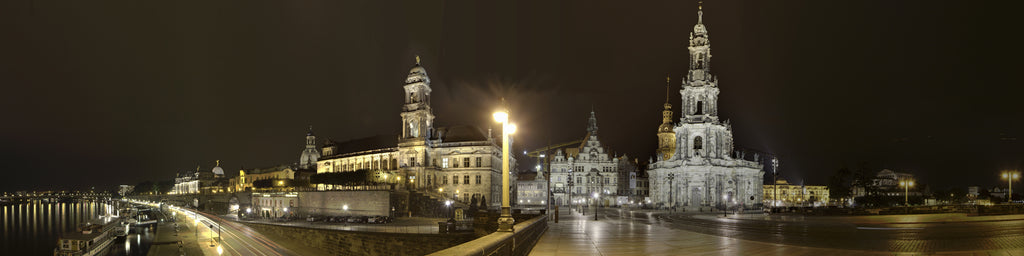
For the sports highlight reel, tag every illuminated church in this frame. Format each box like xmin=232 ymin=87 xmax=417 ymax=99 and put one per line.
xmin=648 ymin=5 xmax=764 ymax=210
xmin=316 ymin=57 xmax=513 ymax=209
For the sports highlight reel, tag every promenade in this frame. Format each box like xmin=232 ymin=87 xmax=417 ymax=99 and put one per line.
xmin=146 ymin=209 xmax=214 ymax=256
xmin=529 ymin=208 xmax=1024 ymax=256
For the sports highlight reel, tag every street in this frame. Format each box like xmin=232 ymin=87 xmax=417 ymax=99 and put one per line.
xmin=530 ymin=207 xmax=1024 ymax=255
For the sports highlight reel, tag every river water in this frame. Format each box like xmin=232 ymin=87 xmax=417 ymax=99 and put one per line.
xmin=0 ymin=200 xmax=155 ymax=255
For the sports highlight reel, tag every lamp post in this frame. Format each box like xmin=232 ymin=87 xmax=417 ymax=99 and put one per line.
xmin=494 ymin=110 xmax=517 ymax=232
xmin=899 ymin=179 xmax=914 ymax=207
xmin=722 ymin=194 xmax=728 ymax=217
xmin=593 ymin=192 xmax=599 ymax=221
xmin=570 ymin=162 xmax=577 ymax=215
xmin=1002 ymin=171 xmax=1020 ymax=203
xmin=667 ymin=173 xmax=675 ymax=211
xmin=772 ymin=158 xmax=779 ymax=209
xmin=193 ymin=218 xmax=199 ymax=241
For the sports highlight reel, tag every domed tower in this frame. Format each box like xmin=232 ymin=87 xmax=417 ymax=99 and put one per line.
xmin=657 ymin=76 xmax=676 ymax=160
xmin=211 ymin=160 xmax=224 ymax=177
xmin=299 ymin=126 xmax=320 ymax=169
xmin=681 ymin=3 xmax=720 ymax=124
xmin=401 ymin=56 xmax=435 ymax=140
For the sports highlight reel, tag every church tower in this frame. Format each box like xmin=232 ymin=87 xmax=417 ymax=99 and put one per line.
xmin=586 ymin=108 xmax=599 ymax=135
xmin=680 ymin=3 xmax=720 ymax=124
xmin=401 ymin=56 xmax=435 ymax=140
xmin=299 ymin=126 xmax=320 ymax=169
xmin=657 ymin=76 xmax=676 ymax=160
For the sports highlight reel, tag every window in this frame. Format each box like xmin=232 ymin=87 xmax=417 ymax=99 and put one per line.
xmin=577 ymin=177 xmax=581 ymax=184
xmin=695 ymin=101 xmax=703 ymax=115
xmin=476 ymin=175 xmax=482 ymax=184
xmin=694 ymin=136 xmax=703 ymax=150
xmin=604 ymin=178 xmax=609 ymax=184
xmin=442 ymin=158 xmax=449 ymax=168
xmin=475 ymin=157 xmax=482 ymax=167
xmin=443 ymin=176 xmax=448 ymax=185
xmin=464 ymin=175 xmax=470 ymax=184
xmin=409 ymin=157 xmax=416 ymax=167
xmin=463 ymin=158 xmax=470 ymax=168
xmin=432 ymin=159 xmax=437 ymax=167
xmin=453 ymin=158 xmax=459 ymax=168
xmin=453 ymin=175 xmax=459 ymax=184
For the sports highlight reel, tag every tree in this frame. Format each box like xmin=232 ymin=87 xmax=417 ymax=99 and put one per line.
xmin=828 ymin=167 xmax=852 ymax=199
xmin=309 ymin=169 xmax=375 ymax=185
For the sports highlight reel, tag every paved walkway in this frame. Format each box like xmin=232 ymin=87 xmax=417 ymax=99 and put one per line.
xmin=530 ymin=209 xmax=1024 ymax=256
xmin=146 ymin=210 xmax=209 ymax=256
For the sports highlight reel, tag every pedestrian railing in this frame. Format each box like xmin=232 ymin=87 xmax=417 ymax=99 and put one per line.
xmin=428 ymin=215 xmax=548 ymax=256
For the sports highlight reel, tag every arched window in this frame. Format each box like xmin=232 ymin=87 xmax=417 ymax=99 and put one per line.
xmin=409 ymin=92 xmax=415 ymax=102
xmin=694 ymin=136 xmax=703 ymax=150
xmin=695 ymin=101 xmax=703 ymax=115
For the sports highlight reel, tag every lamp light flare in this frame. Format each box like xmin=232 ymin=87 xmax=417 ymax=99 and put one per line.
xmin=493 ymin=112 xmax=508 ymax=123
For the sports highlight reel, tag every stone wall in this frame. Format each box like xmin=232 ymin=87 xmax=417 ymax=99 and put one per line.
xmin=298 ymin=191 xmax=391 ymax=217
xmin=242 ymin=222 xmax=476 ymax=256
xmin=429 ymin=215 xmax=548 ymax=256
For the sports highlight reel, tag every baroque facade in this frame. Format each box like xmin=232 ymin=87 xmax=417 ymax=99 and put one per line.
xmin=549 ymin=111 xmax=621 ymax=207
xmin=763 ymin=179 xmax=830 ymax=207
xmin=648 ymin=6 xmax=764 ymax=210
xmin=316 ymin=57 xmax=513 ymax=209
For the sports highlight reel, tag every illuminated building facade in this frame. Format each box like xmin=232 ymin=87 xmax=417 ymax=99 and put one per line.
xmin=763 ymin=179 xmax=830 ymax=207
xmin=316 ymin=57 xmax=514 ymax=209
xmin=648 ymin=6 xmax=764 ymax=210
xmin=549 ymin=110 xmax=622 ymax=207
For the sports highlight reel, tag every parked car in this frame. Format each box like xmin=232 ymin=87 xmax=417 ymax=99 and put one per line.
xmin=348 ymin=216 xmax=368 ymax=223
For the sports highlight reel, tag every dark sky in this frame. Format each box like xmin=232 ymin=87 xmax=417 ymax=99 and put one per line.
xmin=1 ymin=0 xmax=1021 ymax=192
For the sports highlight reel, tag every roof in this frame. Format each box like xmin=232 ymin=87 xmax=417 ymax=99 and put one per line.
xmin=245 ymin=165 xmax=293 ymax=175
xmin=323 ymin=135 xmax=396 ymax=156
xmin=518 ymin=172 xmax=537 ymax=181
xmin=433 ymin=125 xmax=489 ymax=143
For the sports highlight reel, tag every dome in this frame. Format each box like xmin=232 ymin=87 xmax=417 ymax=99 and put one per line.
xmin=211 ymin=166 xmax=224 ymax=176
xmin=404 ymin=56 xmax=430 ymax=85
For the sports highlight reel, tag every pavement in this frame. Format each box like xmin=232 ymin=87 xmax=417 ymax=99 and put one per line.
xmin=529 ymin=208 xmax=1024 ymax=256
xmin=144 ymin=205 xmax=299 ymax=256
xmin=145 ymin=210 xmax=207 ymax=256
xmin=231 ymin=216 xmax=447 ymax=234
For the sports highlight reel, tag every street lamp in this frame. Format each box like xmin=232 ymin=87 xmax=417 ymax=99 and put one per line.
xmin=593 ymin=192 xmax=599 ymax=220
xmin=194 ymin=219 xmax=199 ymax=240
xmin=217 ymin=245 xmax=223 ymax=255
xmin=569 ymin=162 xmax=576 ymax=215
xmin=899 ymin=179 xmax=914 ymax=207
xmin=722 ymin=194 xmax=728 ymax=217
xmin=667 ymin=173 xmax=675 ymax=211
xmin=772 ymin=157 xmax=779 ymax=209
xmin=494 ymin=109 xmax=517 ymax=232
xmin=1002 ymin=171 xmax=1020 ymax=203
xmin=445 ymin=200 xmax=454 ymax=222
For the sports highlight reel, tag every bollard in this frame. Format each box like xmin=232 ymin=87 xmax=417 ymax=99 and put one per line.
xmin=555 ymin=206 xmax=559 ymax=223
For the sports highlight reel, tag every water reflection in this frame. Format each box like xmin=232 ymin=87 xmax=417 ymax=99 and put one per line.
xmin=0 ymin=200 xmax=155 ymax=255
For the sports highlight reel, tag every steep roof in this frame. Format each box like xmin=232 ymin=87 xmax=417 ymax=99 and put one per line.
xmin=434 ymin=125 xmax=489 ymax=143
xmin=324 ymin=135 xmax=396 ymax=156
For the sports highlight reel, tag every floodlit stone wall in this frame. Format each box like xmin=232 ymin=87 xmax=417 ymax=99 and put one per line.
xmin=298 ymin=190 xmax=391 ymax=217
xmin=242 ymin=222 xmax=476 ymax=256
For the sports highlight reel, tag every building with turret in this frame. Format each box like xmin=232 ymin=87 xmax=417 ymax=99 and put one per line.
xmin=549 ymin=110 xmax=622 ymax=207
xmin=316 ymin=57 xmax=515 ymax=209
xmin=648 ymin=5 xmax=764 ymax=210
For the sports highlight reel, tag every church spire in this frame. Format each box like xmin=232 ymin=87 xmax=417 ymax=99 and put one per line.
xmin=662 ymin=76 xmax=674 ymax=126
xmin=697 ymin=1 xmax=703 ymax=24
xmin=587 ymin=109 xmax=599 ymax=135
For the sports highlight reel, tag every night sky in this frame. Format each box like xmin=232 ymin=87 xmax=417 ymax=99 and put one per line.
xmin=1 ymin=0 xmax=1021 ymax=192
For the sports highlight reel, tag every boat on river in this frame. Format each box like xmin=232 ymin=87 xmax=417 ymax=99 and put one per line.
xmin=53 ymin=220 xmax=119 ymax=256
